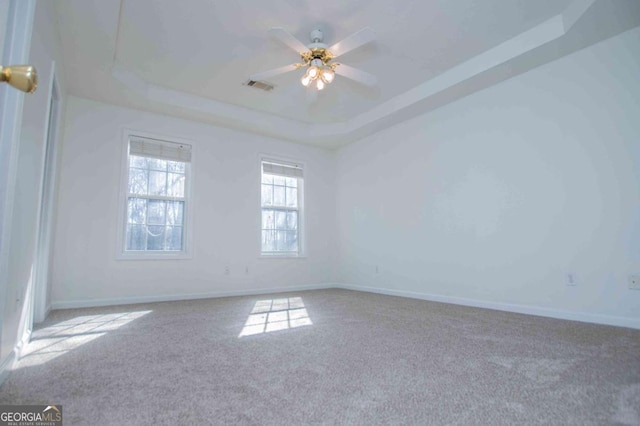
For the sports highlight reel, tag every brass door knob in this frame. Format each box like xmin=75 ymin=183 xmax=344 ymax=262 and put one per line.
xmin=0 ymin=65 xmax=38 ymax=93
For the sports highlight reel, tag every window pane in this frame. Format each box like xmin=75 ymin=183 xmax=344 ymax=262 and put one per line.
xmin=262 ymin=174 xmax=273 ymax=184
xmin=167 ymin=173 xmax=185 ymax=197
xmin=273 ymin=185 xmax=285 ymax=206
xmin=130 ymin=155 xmax=148 ymax=169
xmin=285 ymin=177 xmax=297 ymax=188
xmin=167 ymin=161 xmax=185 ymax=173
xmin=262 ymin=230 xmax=276 ymax=252
xmin=274 ymin=231 xmax=299 ymax=252
xmin=127 ymin=198 xmax=147 ymax=224
xmin=148 ymin=158 xmax=167 ymax=171
xmin=128 ymin=168 xmax=148 ymax=195
xmin=146 ymin=225 xmax=165 ymax=250
xmin=273 ymin=176 xmax=286 ymax=186
xmin=275 ymin=210 xmax=286 ymax=230
xmin=262 ymin=209 xmax=274 ymax=229
xmin=285 ymin=230 xmax=298 ymax=252
xmin=147 ymin=200 xmax=166 ymax=225
xmin=261 ymin=184 xmax=273 ymax=206
xmin=149 ymin=171 xmax=167 ymax=196
xmin=286 ymin=187 xmax=297 ymax=208
xmin=166 ymin=201 xmax=184 ymax=226
xmin=286 ymin=211 xmax=298 ymax=230
xmin=275 ymin=230 xmax=288 ymax=251
xmin=126 ymin=224 xmax=145 ymax=250
xmin=165 ymin=226 xmax=183 ymax=251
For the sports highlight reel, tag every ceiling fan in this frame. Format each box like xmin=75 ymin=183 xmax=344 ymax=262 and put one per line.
xmin=250 ymin=27 xmax=377 ymax=91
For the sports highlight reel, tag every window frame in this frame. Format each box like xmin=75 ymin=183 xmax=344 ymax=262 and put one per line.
xmin=116 ymin=129 xmax=194 ymax=260
xmin=259 ymin=155 xmax=306 ymax=259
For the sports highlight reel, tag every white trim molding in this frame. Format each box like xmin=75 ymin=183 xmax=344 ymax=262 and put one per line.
xmin=51 ymin=283 xmax=332 ymax=310
xmin=33 ymin=61 xmax=62 ymax=324
xmin=50 ymin=282 xmax=640 ymax=330
xmin=336 ymin=283 xmax=640 ymax=330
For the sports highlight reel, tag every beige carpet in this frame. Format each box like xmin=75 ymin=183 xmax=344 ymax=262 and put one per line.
xmin=1 ymin=289 xmax=639 ymax=425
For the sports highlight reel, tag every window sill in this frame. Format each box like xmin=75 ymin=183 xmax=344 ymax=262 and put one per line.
xmin=259 ymin=253 xmax=307 ymax=259
xmin=116 ymin=252 xmax=192 ymax=261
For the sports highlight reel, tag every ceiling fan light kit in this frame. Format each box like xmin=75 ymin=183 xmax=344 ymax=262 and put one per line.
xmin=300 ymin=57 xmax=336 ymax=90
xmin=250 ymin=27 xmax=377 ymax=92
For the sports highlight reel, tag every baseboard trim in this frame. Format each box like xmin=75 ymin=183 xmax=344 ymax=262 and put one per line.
xmin=50 ymin=282 xmax=639 ymax=329
xmin=336 ymin=283 xmax=640 ymax=330
xmin=51 ymin=283 xmax=333 ymax=310
xmin=0 ymin=351 xmax=16 ymax=386
xmin=15 ymin=329 xmax=32 ymax=359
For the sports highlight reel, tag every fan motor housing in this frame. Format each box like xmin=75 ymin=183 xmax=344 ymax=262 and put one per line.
xmin=301 ymin=47 xmax=333 ymax=65
xmin=309 ymin=29 xmax=324 ymax=42
xmin=300 ymin=29 xmax=333 ymax=65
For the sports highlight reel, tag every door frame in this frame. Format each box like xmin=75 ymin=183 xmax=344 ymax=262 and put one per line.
xmin=32 ymin=63 xmax=61 ymax=324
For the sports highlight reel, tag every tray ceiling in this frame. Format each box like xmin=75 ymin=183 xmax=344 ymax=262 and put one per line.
xmin=54 ymin=0 xmax=640 ymax=148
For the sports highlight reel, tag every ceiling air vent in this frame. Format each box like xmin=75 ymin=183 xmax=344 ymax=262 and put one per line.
xmin=244 ymin=80 xmax=274 ymax=92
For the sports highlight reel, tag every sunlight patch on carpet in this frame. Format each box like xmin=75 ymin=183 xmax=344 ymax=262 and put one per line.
xmin=16 ymin=311 xmax=152 ymax=368
xmin=239 ymin=297 xmax=312 ymax=337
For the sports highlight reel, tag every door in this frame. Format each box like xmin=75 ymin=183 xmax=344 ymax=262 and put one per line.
xmin=0 ymin=2 xmax=9 ymax=56
xmin=0 ymin=0 xmax=36 ymax=369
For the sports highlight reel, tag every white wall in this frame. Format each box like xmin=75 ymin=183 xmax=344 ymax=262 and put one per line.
xmin=51 ymin=96 xmax=336 ymax=307
xmin=50 ymin=27 xmax=639 ymax=329
xmin=336 ymin=27 xmax=640 ymax=327
xmin=2 ymin=0 xmax=66 ymax=361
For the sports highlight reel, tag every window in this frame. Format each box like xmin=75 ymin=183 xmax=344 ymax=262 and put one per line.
xmin=122 ymin=135 xmax=192 ymax=257
xmin=261 ymin=159 xmax=304 ymax=256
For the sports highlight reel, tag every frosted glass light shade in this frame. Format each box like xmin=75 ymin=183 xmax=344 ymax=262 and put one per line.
xmin=321 ymin=68 xmax=335 ymax=83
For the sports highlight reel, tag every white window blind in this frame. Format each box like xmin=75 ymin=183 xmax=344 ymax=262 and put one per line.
xmin=129 ymin=137 xmax=192 ymax=162
xmin=262 ymin=161 xmax=303 ymax=179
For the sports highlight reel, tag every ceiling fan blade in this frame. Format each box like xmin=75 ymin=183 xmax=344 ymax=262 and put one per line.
xmin=334 ymin=64 xmax=377 ymax=87
xmin=250 ymin=64 xmax=300 ymax=82
xmin=329 ymin=27 xmax=375 ymax=58
xmin=269 ymin=27 xmax=309 ymax=54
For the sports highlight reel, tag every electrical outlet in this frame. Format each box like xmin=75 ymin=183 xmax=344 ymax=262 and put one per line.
xmin=224 ymin=265 xmax=230 ymax=275
xmin=629 ymin=275 xmax=640 ymax=290
xmin=566 ymin=273 xmax=577 ymax=286
xmin=245 ymin=266 xmax=249 ymax=275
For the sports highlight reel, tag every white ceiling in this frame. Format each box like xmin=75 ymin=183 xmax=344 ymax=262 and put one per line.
xmin=54 ymin=0 xmax=640 ymax=148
